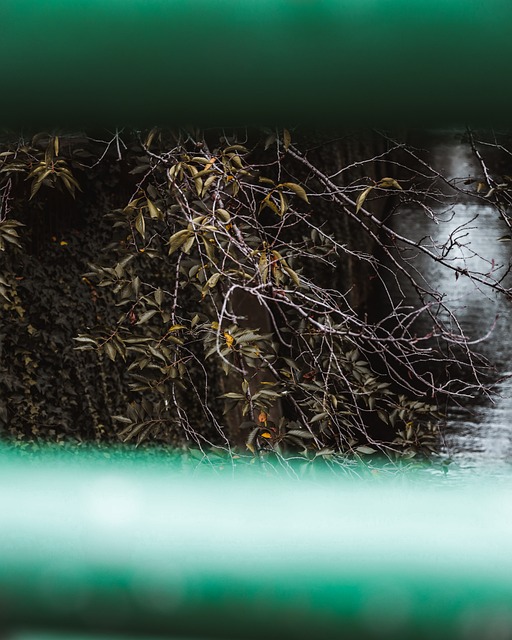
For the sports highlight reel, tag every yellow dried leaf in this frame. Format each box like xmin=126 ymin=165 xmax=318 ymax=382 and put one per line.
xmin=283 ymin=265 xmax=300 ymax=287
xmin=355 ymin=186 xmax=374 ymax=213
xmin=280 ymin=182 xmax=309 ymax=204
xmin=260 ymin=193 xmax=280 ymax=216
xmin=145 ymin=127 xmax=158 ymax=148
xmin=215 ymin=208 xmax=231 ymax=223
xmin=224 ymin=331 xmax=235 ymax=349
xmin=167 ymin=324 xmax=186 ymax=332
xmin=258 ymin=251 xmax=269 ymax=283
xmin=260 ymin=431 xmax=272 ymax=439
xmin=258 ymin=411 xmax=267 ymax=424
xmin=206 ymin=272 xmax=221 ymax=290
xmin=377 ymin=177 xmax=402 ymax=190
xmin=278 ymin=190 xmax=287 ymax=215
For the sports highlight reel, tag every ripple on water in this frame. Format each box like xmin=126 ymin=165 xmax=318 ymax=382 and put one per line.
xmin=388 ymin=132 xmax=512 ymax=475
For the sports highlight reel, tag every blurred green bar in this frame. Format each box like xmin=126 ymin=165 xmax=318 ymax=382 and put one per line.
xmin=1 ymin=0 xmax=512 ymax=128
xmin=1 ymin=449 xmax=512 ymax=639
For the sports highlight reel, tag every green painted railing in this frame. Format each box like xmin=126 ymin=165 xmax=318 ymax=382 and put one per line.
xmin=0 ymin=450 xmax=512 ymax=639
xmin=2 ymin=0 xmax=512 ymax=128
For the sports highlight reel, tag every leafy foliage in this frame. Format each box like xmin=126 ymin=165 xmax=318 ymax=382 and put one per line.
xmin=3 ymin=128 xmax=507 ymax=463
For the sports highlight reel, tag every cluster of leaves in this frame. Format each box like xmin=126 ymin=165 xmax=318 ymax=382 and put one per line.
xmin=5 ymin=127 xmax=505 ymax=463
xmin=0 ymin=133 xmax=131 ymax=445
xmin=64 ymin=128 xmax=441 ymax=461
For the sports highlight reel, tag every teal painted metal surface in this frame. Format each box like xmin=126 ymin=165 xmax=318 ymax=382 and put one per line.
xmin=1 ymin=449 xmax=512 ymax=639
xmin=1 ymin=0 xmax=512 ymax=128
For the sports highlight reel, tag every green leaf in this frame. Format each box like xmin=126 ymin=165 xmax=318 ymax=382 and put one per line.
xmin=154 ymin=288 xmax=164 ymax=306
xmin=59 ymin=174 xmax=78 ymax=198
xmin=29 ymin=170 xmax=52 ymax=200
xmin=246 ymin=427 xmax=260 ymax=453
xmin=205 ymin=272 xmax=221 ymax=290
xmin=111 ymin=415 xmax=133 ymax=424
xmin=136 ymin=310 xmax=158 ymax=325
xmin=282 ymin=357 xmax=300 ymax=371
xmin=315 ymin=447 xmax=335 ymax=457
xmin=182 ymin=234 xmax=195 ymax=254
xmin=168 ymin=229 xmax=192 ymax=255
xmin=202 ymin=174 xmax=217 ymax=195
xmin=105 ymin=342 xmax=117 ymax=361
xmin=224 ymin=144 xmax=249 ymax=154
xmin=356 ymin=445 xmax=377 ymax=455
xmin=287 ymin=429 xmax=315 ymax=439
xmin=310 ymin=412 xmax=328 ymax=424
xmin=135 ymin=211 xmax=146 ymax=239
xmin=73 ymin=336 xmax=97 ymax=345
xmin=264 ymin=134 xmax=276 ymax=150
xmin=146 ymin=198 xmax=162 ymax=220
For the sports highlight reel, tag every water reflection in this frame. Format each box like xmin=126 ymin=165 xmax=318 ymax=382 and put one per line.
xmin=388 ymin=132 xmax=512 ymax=471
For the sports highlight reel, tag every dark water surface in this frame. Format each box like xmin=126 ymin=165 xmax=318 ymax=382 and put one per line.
xmin=387 ymin=131 xmax=512 ymax=474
